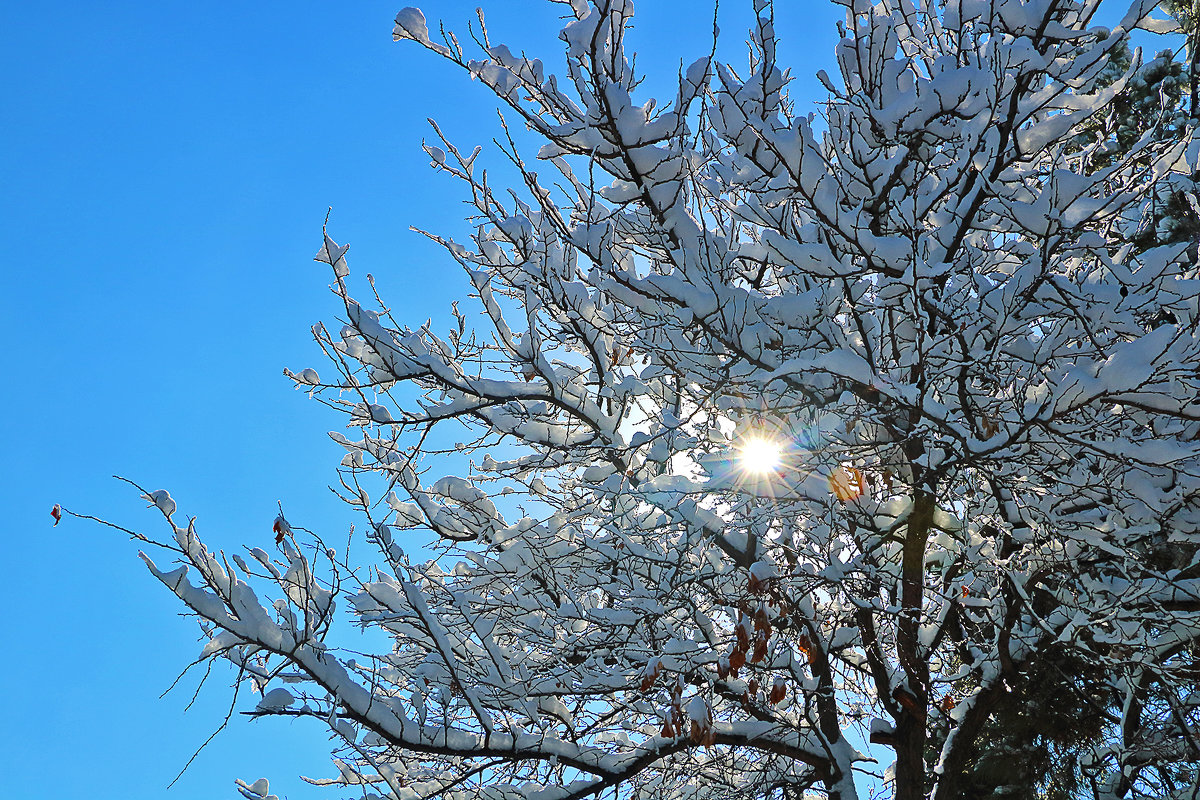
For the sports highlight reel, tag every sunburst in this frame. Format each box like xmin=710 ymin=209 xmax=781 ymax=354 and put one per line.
xmin=738 ymin=436 xmax=784 ymax=475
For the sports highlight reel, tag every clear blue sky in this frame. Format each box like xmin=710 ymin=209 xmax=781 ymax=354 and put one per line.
xmin=5 ymin=0 xmax=1062 ymax=797
xmin=1 ymin=1 xmax=1171 ymax=797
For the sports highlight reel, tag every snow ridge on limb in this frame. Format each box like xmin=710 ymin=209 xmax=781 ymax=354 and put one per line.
xmin=113 ymin=0 xmax=1200 ymax=798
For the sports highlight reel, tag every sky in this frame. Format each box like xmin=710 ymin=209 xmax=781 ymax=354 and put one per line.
xmin=4 ymin=1 xmax=1179 ymax=797
xmin=0 ymin=2 xmax=847 ymax=799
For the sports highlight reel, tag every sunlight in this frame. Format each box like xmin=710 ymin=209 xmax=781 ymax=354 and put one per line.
xmin=738 ymin=437 xmax=783 ymax=475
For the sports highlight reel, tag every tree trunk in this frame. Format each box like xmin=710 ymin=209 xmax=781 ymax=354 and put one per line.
xmin=894 ymin=492 xmax=935 ymax=800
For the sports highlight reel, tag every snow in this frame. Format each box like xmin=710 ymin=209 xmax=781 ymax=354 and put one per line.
xmin=313 ymin=234 xmax=349 ymax=278
xmin=256 ymin=688 xmax=296 ymax=711
xmin=142 ymin=489 xmax=176 ymax=517
xmin=235 ymin=778 xmax=279 ymax=800
xmin=869 ymin=718 xmax=894 ymax=735
xmin=116 ymin=1 xmax=1200 ymax=797
xmin=749 ymin=560 xmax=778 ymax=581
xmin=392 ymin=8 xmax=430 ymax=45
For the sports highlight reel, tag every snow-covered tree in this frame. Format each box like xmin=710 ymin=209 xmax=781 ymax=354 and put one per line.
xmin=952 ymin=6 xmax=1200 ymax=793
xmin=1069 ymin=17 xmax=1199 ymax=260
xmin=89 ymin=1 xmax=1200 ymax=798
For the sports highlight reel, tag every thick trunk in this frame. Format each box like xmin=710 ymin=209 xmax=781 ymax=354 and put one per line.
xmin=894 ymin=715 xmax=927 ymax=800
xmin=894 ymin=492 xmax=935 ymax=800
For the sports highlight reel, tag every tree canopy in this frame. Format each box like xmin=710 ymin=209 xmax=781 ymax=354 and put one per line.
xmin=91 ymin=1 xmax=1200 ymax=798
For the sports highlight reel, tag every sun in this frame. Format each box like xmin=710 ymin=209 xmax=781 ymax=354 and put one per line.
xmin=739 ymin=437 xmax=783 ymax=475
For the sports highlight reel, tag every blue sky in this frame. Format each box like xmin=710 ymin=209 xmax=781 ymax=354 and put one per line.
xmin=4 ymin=0 xmax=1180 ymax=797
xmin=1 ymin=2 xmax=846 ymax=798
xmin=3 ymin=0 xmax=1180 ymax=797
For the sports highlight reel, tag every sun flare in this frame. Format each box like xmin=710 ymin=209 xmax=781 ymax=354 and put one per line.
xmin=739 ymin=437 xmax=783 ymax=475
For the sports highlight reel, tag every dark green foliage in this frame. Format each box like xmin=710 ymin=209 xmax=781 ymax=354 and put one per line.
xmin=948 ymin=647 xmax=1108 ymax=800
xmin=928 ymin=595 xmax=1112 ymax=800
xmin=944 ymin=23 xmax=1200 ymax=787
xmin=1074 ymin=42 xmax=1200 ymax=255
xmin=1070 ymin=37 xmax=1178 ymax=151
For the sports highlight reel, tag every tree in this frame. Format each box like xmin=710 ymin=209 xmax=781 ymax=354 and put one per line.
xmin=949 ymin=6 xmax=1200 ymax=793
xmin=88 ymin=1 xmax=1200 ymax=798
xmin=1069 ymin=18 xmax=1199 ymax=260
